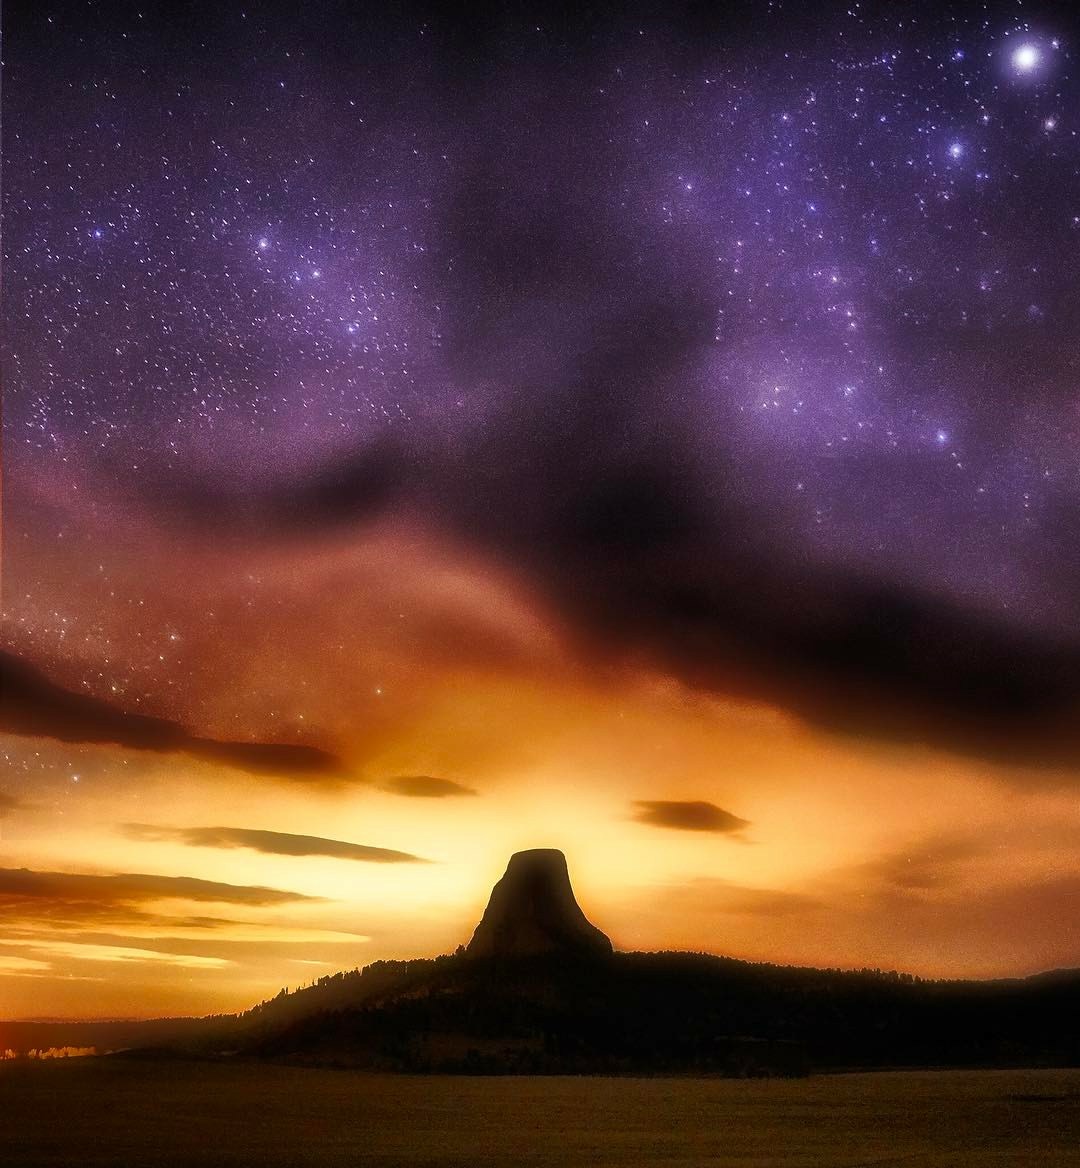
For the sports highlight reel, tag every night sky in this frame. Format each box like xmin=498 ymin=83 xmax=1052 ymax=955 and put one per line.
xmin=2 ymin=1 xmax=1079 ymax=1019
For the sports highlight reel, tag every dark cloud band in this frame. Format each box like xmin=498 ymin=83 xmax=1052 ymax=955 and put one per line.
xmin=381 ymin=775 xmax=478 ymax=798
xmin=0 ymin=866 xmax=316 ymax=907
xmin=633 ymin=801 xmax=750 ymax=834
xmin=124 ymin=824 xmax=429 ymax=864
xmin=0 ymin=650 xmax=343 ymax=779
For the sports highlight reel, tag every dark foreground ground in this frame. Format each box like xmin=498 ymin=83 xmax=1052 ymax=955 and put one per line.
xmin=1 ymin=1059 xmax=1079 ymax=1167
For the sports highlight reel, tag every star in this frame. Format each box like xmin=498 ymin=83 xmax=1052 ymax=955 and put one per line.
xmin=1011 ymin=44 xmax=1041 ymax=73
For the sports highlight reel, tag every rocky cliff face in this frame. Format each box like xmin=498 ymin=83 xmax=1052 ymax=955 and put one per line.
xmin=466 ymin=848 xmax=612 ymax=959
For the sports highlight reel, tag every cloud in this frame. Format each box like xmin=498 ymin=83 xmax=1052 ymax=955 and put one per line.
xmin=159 ymin=109 xmax=1080 ymax=776
xmin=381 ymin=775 xmax=478 ymax=798
xmin=250 ymin=448 xmax=1080 ymax=774
xmin=2 ymin=5 xmax=1079 ymax=788
xmin=12 ymin=24 xmax=1079 ymax=779
xmin=123 ymin=824 xmax=429 ymax=863
xmin=0 ymin=955 xmax=52 ymax=975
xmin=0 ymin=901 xmax=236 ymax=934
xmin=0 ymin=867 xmax=317 ymax=909
xmin=633 ymin=801 xmax=750 ymax=834
xmin=1 ymin=939 xmax=231 ymax=970
xmin=0 ymin=793 xmax=19 ymax=817
xmin=0 ymin=650 xmax=343 ymax=779
xmin=0 ymin=868 xmax=326 ymax=968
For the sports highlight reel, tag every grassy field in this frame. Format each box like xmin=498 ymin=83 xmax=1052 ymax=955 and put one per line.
xmin=1 ymin=1059 xmax=1078 ymax=1167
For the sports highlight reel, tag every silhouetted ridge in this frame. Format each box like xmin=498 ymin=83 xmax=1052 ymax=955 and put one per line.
xmin=27 ymin=853 xmax=1076 ymax=1076
xmin=466 ymin=848 xmax=612 ymax=959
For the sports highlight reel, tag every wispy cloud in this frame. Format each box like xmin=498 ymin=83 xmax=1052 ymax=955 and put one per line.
xmin=0 ymin=954 xmax=52 ymax=975
xmin=381 ymin=775 xmax=478 ymax=798
xmin=2 ymin=938 xmax=232 ymax=970
xmin=0 ymin=866 xmax=318 ymax=908
xmin=123 ymin=824 xmax=429 ymax=863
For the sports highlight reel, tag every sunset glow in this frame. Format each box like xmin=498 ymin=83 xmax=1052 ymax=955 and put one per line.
xmin=3 ymin=517 xmax=1078 ymax=1017
xmin=4 ymin=3 xmax=1080 ymax=1024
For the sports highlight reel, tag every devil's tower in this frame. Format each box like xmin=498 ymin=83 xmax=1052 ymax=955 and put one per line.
xmin=466 ymin=848 xmax=612 ymax=959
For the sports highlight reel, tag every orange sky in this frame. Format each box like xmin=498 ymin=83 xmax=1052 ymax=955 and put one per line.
xmin=3 ymin=516 xmax=1079 ymax=1020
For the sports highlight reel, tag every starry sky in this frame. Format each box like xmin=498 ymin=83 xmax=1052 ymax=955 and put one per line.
xmin=2 ymin=0 xmax=1080 ymax=1019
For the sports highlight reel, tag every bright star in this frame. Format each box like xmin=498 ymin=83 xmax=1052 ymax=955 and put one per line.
xmin=936 ymin=429 xmax=949 ymax=445
xmin=1012 ymin=43 xmax=1040 ymax=73
xmin=257 ymin=237 xmax=269 ymax=250
xmin=948 ymin=142 xmax=964 ymax=160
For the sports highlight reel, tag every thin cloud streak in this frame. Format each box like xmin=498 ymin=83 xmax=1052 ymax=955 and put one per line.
xmin=123 ymin=824 xmax=430 ymax=863
xmin=0 ymin=867 xmax=318 ymax=907
xmin=381 ymin=775 xmax=478 ymax=798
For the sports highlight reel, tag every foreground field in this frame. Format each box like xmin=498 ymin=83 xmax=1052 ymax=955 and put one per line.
xmin=1 ymin=1059 xmax=1078 ymax=1167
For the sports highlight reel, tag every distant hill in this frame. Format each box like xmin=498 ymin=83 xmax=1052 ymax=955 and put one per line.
xmin=224 ymin=947 xmax=1080 ymax=1076
xmin=4 ymin=850 xmax=1078 ymax=1075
